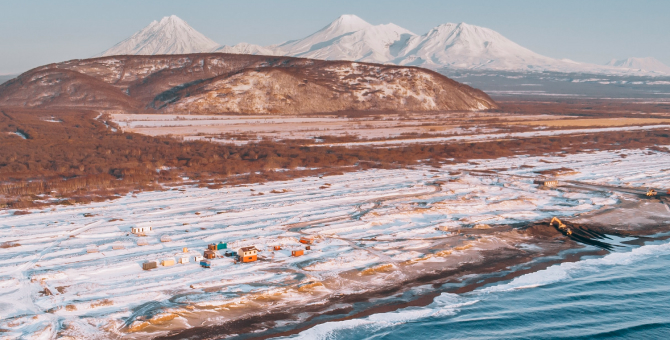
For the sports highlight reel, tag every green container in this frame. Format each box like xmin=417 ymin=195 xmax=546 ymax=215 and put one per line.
xmin=217 ymin=242 xmax=227 ymax=250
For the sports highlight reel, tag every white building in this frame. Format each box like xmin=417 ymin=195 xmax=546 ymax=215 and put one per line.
xmin=131 ymin=226 xmax=152 ymax=235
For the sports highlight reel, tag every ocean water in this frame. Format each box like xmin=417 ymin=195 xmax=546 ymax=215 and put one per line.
xmin=279 ymin=238 xmax=670 ymax=340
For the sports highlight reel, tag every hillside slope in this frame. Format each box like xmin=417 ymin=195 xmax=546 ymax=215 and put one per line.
xmin=0 ymin=54 xmax=498 ymax=114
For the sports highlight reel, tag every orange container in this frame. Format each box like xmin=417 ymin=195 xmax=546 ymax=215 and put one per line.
xmin=292 ymin=250 xmax=304 ymax=257
xmin=274 ymin=246 xmax=281 ymax=251
xmin=241 ymin=255 xmax=257 ymax=263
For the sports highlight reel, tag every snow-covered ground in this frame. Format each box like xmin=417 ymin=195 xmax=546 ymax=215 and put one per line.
xmin=326 ymin=124 xmax=670 ymax=147
xmin=1 ymin=148 xmax=669 ymax=338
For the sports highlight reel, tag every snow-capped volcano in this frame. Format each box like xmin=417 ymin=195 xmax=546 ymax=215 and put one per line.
xmin=606 ymin=57 xmax=670 ymax=74
xmin=281 ymin=20 xmax=416 ymax=63
xmin=274 ymin=14 xmax=374 ymax=56
xmin=96 ymin=15 xmax=667 ymax=75
xmin=392 ymin=22 xmax=558 ymax=70
xmin=98 ymin=15 xmax=220 ymax=56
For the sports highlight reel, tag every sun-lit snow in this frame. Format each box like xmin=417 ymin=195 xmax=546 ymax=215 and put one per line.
xmin=2 ymin=147 xmax=669 ymax=338
xmin=97 ymin=15 xmax=668 ymax=75
xmin=98 ymin=15 xmax=220 ymax=57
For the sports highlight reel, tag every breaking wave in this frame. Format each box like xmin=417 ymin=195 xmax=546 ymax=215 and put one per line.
xmin=280 ymin=294 xmax=479 ymax=340
xmin=481 ymin=239 xmax=670 ymax=293
xmin=278 ymin=239 xmax=670 ymax=340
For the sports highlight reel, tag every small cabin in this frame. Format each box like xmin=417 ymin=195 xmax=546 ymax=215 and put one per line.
xmin=86 ymin=245 xmax=99 ymax=253
xmin=305 ymin=246 xmax=311 ymax=250
xmin=143 ymin=261 xmax=157 ymax=270
xmin=207 ymin=244 xmax=218 ymax=251
xmin=137 ymin=239 xmax=149 ymax=246
xmin=274 ymin=245 xmax=281 ymax=251
xmin=217 ymin=242 xmax=227 ymax=250
xmin=534 ymin=179 xmax=558 ymax=188
xmin=112 ymin=243 xmax=125 ymax=250
xmin=162 ymin=259 xmax=175 ymax=267
xmin=238 ymin=246 xmax=258 ymax=263
xmin=204 ymin=250 xmax=216 ymax=259
xmin=131 ymin=226 xmax=152 ymax=235
xmin=299 ymin=237 xmax=314 ymax=245
xmin=160 ymin=235 xmax=171 ymax=243
xmin=194 ymin=255 xmax=204 ymax=262
xmin=178 ymin=257 xmax=189 ymax=264
xmin=292 ymin=250 xmax=304 ymax=257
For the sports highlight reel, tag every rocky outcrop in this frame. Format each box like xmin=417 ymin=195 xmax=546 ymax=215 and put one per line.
xmin=0 ymin=54 xmax=498 ymax=114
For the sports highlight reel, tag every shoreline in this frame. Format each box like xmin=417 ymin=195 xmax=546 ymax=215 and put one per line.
xmin=5 ymin=150 xmax=670 ymax=339
xmin=248 ymin=248 xmax=610 ymax=340
xmin=155 ymin=228 xmax=607 ymax=340
xmin=154 ymin=213 xmax=670 ymax=340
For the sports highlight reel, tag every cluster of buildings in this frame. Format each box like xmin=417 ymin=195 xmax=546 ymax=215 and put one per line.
xmin=134 ymin=225 xmax=317 ymax=271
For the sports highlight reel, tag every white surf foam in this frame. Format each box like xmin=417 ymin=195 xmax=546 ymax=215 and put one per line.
xmin=481 ymin=240 xmax=670 ymax=293
xmin=279 ymin=293 xmax=478 ymax=339
xmin=279 ymin=240 xmax=670 ymax=339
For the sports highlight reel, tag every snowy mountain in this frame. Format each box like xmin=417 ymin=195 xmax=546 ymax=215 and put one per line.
xmin=275 ymin=14 xmax=373 ymax=55
xmin=98 ymin=15 xmax=219 ymax=56
xmin=213 ymin=42 xmax=279 ymax=56
xmin=392 ymin=23 xmax=560 ymax=70
xmin=96 ymin=15 xmax=667 ymax=75
xmin=260 ymin=16 xmax=646 ymax=74
xmin=271 ymin=14 xmax=415 ymax=64
xmin=606 ymin=57 xmax=670 ymax=74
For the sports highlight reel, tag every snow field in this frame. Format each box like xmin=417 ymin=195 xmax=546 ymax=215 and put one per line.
xmin=1 ymin=147 xmax=668 ymax=338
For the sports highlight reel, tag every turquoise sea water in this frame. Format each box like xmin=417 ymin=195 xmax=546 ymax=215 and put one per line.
xmin=279 ymin=237 xmax=670 ymax=339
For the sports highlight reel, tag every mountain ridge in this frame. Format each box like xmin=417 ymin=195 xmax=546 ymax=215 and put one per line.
xmin=92 ymin=14 xmax=670 ymax=76
xmin=0 ymin=54 xmax=498 ymax=114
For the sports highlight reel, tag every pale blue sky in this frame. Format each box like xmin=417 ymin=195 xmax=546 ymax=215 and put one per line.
xmin=0 ymin=0 xmax=668 ymax=74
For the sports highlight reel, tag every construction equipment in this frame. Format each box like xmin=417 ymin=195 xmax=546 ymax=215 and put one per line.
xmin=550 ymin=217 xmax=572 ymax=236
xmin=646 ymin=189 xmax=657 ymax=197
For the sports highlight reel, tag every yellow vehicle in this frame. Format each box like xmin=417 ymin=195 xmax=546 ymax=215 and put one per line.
xmin=550 ymin=217 xmax=572 ymax=236
xmin=646 ymin=189 xmax=657 ymax=197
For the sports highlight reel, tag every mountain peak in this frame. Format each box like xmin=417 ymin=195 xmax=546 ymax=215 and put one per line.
xmin=98 ymin=15 xmax=219 ymax=57
xmin=331 ymin=14 xmax=371 ymax=29
xmin=157 ymin=15 xmax=188 ymax=26
xmin=322 ymin=14 xmax=373 ymax=36
xmin=274 ymin=14 xmax=374 ymax=56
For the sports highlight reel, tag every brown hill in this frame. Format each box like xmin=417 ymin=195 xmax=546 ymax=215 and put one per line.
xmin=0 ymin=54 xmax=498 ymax=114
